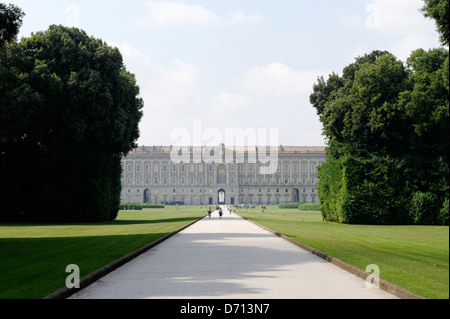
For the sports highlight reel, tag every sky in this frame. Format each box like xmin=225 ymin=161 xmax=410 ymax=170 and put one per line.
xmin=10 ymin=0 xmax=443 ymax=147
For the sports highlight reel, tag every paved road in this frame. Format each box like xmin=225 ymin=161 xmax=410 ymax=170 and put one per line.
xmin=70 ymin=206 xmax=397 ymax=299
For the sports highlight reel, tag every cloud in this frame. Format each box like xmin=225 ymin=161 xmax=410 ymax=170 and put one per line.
xmin=227 ymin=11 xmax=263 ymax=24
xmin=389 ymin=34 xmax=440 ymax=62
xmin=241 ymin=62 xmax=328 ymax=98
xmin=135 ymin=1 xmax=263 ymax=27
xmin=365 ymin=0 xmax=427 ymax=31
xmin=212 ymin=92 xmax=251 ymax=117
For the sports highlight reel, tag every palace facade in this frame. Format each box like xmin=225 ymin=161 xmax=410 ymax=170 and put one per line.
xmin=120 ymin=145 xmax=326 ymax=205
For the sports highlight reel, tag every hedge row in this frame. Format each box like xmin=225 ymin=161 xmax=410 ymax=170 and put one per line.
xmin=278 ymin=203 xmax=303 ymax=209
xmin=119 ymin=202 xmax=165 ymax=210
xmin=298 ymin=203 xmax=320 ymax=211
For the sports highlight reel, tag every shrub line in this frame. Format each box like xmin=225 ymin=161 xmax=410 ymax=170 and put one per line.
xmin=239 ymin=215 xmax=426 ymax=300
xmin=44 ymin=215 xmax=206 ymax=299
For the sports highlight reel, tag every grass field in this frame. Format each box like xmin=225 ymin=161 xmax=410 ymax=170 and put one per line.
xmin=0 ymin=206 xmax=205 ymax=299
xmin=1 ymin=205 xmax=448 ymax=299
xmin=237 ymin=206 xmax=449 ymax=299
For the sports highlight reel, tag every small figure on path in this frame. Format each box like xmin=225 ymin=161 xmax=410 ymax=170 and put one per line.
xmin=208 ymin=207 xmax=212 ymax=218
xmin=219 ymin=207 xmax=223 ymax=218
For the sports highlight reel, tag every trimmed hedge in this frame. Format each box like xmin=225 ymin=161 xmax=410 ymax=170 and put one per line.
xmin=438 ymin=197 xmax=449 ymax=225
xmin=119 ymin=202 xmax=165 ymax=210
xmin=142 ymin=203 xmax=165 ymax=209
xmin=278 ymin=203 xmax=303 ymax=209
xmin=119 ymin=202 xmax=142 ymax=210
xmin=298 ymin=203 xmax=320 ymax=211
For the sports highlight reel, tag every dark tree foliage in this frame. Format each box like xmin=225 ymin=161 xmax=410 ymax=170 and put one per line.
xmin=310 ymin=1 xmax=449 ymax=225
xmin=421 ymin=0 xmax=449 ymax=46
xmin=311 ymin=48 xmax=448 ymax=225
xmin=0 ymin=25 xmax=143 ymax=222
xmin=0 ymin=3 xmax=24 ymax=45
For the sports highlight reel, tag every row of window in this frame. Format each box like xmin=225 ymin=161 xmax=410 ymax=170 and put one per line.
xmin=126 ymin=187 xmax=316 ymax=194
xmin=125 ymin=176 xmax=317 ymax=186
xmin=124 ymin=162 xmax=321 ymax=174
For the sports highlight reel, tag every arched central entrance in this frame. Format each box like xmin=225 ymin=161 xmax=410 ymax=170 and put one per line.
xmin=292 ymin=188 xmax=299 ymax=203
xmin=144 ymin=189 xmax=151 ymax=203
xmin=218 ymin=188 xmax=226 ymax=205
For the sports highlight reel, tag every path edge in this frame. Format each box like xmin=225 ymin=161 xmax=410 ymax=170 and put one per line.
xmin=44 ymin=215 xmax=206 ymax=299
xmin=240 ymin=215 xmax=426 ymax=300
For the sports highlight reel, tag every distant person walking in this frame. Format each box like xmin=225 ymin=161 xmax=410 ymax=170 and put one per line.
xmin=218 ymin=207 xmax=223 ymax=219
xmin=208 ymin=207 xmax=212 ymax=218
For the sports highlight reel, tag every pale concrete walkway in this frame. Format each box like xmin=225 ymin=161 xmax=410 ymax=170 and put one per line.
xmin=69 ymin=206 xmax=397 ymax=299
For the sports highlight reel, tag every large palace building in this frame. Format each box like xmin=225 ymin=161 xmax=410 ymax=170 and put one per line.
xmin=120 ymin=145 xmax=326 ymax=205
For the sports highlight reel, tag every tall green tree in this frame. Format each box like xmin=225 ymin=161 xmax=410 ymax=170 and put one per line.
xmin=0 ymin=25 xmax=143 ymax=222
xmin=311 ymin=48 xmax=448 ymax=225
xmin=421 ymin=0 xmax=449 ymax=46
xmin=0 ymin=3 xmax=24 ymax=45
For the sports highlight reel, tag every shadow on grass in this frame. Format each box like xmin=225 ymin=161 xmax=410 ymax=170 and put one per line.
xmin=0 ymin=232 xmax=171 ymax=299
xmin=0 ymin=217 xmax=203 ymax=227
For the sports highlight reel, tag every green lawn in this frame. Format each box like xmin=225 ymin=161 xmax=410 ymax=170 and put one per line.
xmin=237 ymin=206 xmax=449 ymax=299
xmin=0 ymin=206 xmax=205 ymax=299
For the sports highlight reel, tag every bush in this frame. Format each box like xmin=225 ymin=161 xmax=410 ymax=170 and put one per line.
xmin=142 ymin=203 xmax=165 ymax=209
xmin=408 ymin=192 xmax=440 ymax=225
xmin=278 ymin=203 xmax=302 ymax=209
xmin=438 ymin=197 xmax=449 ymax=226
xmin=120 ymin=202 xmax=142 ymax=210
xmin=298 ymin=203 xmax=320 ymax=211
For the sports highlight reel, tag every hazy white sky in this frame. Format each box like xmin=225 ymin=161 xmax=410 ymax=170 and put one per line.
xmin=11 ymin=0 xmax=442 ymax=147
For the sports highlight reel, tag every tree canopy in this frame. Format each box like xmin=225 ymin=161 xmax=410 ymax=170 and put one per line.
xmin=421 ymin=0 xmax=449 ymax=46
xmin=310 ymin=1 xmax=449 ymax=225
xmin=0 ymin=22 xmax=143 ymax=222
xmin=0 ymin=3 xmax=24 ymax=45
xmin=310 ymin=49 xmax=448 ymax=224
